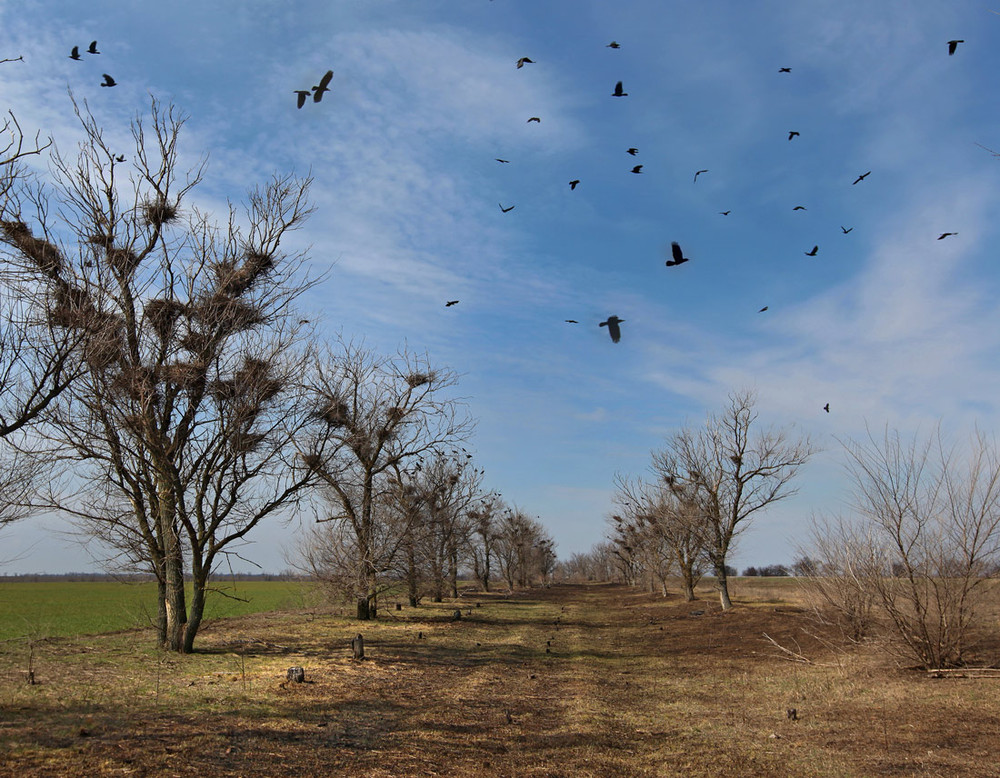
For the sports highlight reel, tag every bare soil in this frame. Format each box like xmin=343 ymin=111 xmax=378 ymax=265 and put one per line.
xmin=2 ymin=582 xmax=999 ymax=776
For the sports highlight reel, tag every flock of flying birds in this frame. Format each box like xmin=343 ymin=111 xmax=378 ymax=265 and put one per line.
xmin=471 ymin=37 xmax=969 ymax=363
xmin=57 ymin=31 xmax=971 ymax=420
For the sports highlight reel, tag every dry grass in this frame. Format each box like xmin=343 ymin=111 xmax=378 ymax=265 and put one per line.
xmin=1 ymin=581 xmax=999 ymax=776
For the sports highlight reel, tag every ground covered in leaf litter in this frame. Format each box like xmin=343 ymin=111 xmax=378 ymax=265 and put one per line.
xmin=2 ymin=582 xmax=1000 ymax=777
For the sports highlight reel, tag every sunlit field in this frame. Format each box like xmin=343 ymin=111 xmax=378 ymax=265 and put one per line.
xmin=2 ymin=580 xmax=999 ymax=777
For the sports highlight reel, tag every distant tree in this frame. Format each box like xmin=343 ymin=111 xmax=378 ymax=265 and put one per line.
xmin=494 ymin=508 xmax=553 ymax=590
xmin=467 ymin=490 xmax=505 ymax=591
xmin=791 ymin=556 xmax=820 ymax=577
xmin=3 ymin=98 xmax=319 ymax=652
xmin=300 ymin=339 xmax=472 ymax=619
xmin=742 ymin=566 xmax=759 ymax=577
xmin=652 ymin=389 xmax=814 ymax=610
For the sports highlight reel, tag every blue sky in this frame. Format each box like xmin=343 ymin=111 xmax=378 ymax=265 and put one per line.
xmin=3 ymin=0 xmax=1000 ymax=574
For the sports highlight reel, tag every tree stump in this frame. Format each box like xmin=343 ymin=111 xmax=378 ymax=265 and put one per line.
xmin=286 ymin=666 xmax=305 ymax=683
xmin=351 ymin=633 xmax=365 ymax=660
xmin=452 ymin=609 xmax=462 ymax=621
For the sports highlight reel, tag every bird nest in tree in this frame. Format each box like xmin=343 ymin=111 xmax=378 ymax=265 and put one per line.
xmin=213 ymin=250 xmax=277 ymax=296
xmin=112 ymin=365 xmax=157 ymax=397
xmin=83 ymin=334 xmax=123 ymax=371
xmin=190 ymin=293 xmax=265 ymax=334
xmin=144 ymin=298 xmax=188 ymax=340
xmin=162 ymin=362 xmax=206 ymax=390
xmin=320 ymin=398 xmax=351 ymax=428
xmin=406 ymin=371 xmax=435 ymax=388
xmin=86 ymin=231 xmax=114 ymax=248
xmin=1 ymin=220 xmax=64 ymax=278
xmin=107 ymin=246 xmax=141 ymax=276
xmin=178 ymin=329 xmax=213 ymax=355
xmin=142 ymin=197 xmax=179 ymax=227
xmin=386 ymin=406 xmax=406 ymax=423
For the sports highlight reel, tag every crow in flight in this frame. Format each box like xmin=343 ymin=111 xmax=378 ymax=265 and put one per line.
xmin=312 ymin=70 xmax=334 ymax=102
xmin=666 ymin=241 xmax=690 ymax=266
xmin=627 ymin=147 xmax=638 ymax=155
xmin=758 ymin=306 xmax=768 ymax=312
xmin=69 ymin=46 xmax=81 ymax=60
xmin=87 ymin=41 xmax=99 ymax=54
xmin=841 ymin=226 xmax=853 ymax=234
xmin=445 ymin=300 xmax=459 ymax=307
xmin=565 ymin=319 xmax=578 ymax=323
xmin=779 ymin=67 xmax=792 ymax=72
xmin=852 ymin=171 xmax=871 ymax=184
xmin=719 ymin=210 xmax=731 ymax=216
xmin=294 ymin=90 xmax=311 ymax=108
xmin=938 ymin=232 xmax=958 ymax=240
xmin=948 ymin=40 xmax=964 ymax=55
xmin=693 ymin=169 xmax=708 ymax=182
xmin=499 ymin=203 xmax=515 ymax=213
xmin=805 ymin=245 xmax=818 ymax=256
xmin=495 ymin=158 xmax=510 ymax=163
xmin=527 ymin=117 xmax=541 ymax=123
xmin=788 ymin=131 xmax=800 ymax=140
xmin=569 ymin=180 xmax=580 ymax=190
xmin=516 ymin=57 xmax=534 ymax=68
xmin=100 ymin=74 xmax=116 ymax=87
xmin=631 ymin=164 xmax=643 ymax=174
xmin=823 ymin=403 xmax=830 ymax=413
xmin=607 ymin=41 xmax=621 ymax=49
xmin=114 ymin=154 xmax=125 ymax=162
xmin=612 ymin=81 xmax=628 ymax=96
xmin=600 ymin=316 xmax=624 ymax=343
xmin=793 ymin=205 xmax=807 ymax=211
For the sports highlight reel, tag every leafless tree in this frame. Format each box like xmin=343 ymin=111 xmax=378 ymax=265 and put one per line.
xmin=1 ymin=97 xmax=319 ymax=652
xmin=652 ymin=390 xmax=814 ymax=610
xmin=299 ymin=339 xmax=472 ymax=619
xmin=494 ymin=508 xmax=554 ymax=590
xmin=467 ymin=490 xmax=505 ymax=591
xmin=806 ymin=426 xmax=1000 ymax=667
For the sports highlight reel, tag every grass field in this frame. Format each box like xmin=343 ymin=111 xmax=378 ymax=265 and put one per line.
xmin=0 ymin=579 xmax=316 ymax=641
xmin=2 ymin=578 xmax=999 ymax=777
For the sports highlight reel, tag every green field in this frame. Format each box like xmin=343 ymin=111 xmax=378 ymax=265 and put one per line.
xmin=0 ymin=579 xmax=315 ymax=641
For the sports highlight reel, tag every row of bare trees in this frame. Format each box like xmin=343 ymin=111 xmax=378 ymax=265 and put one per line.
xmin=0 ymin=97 xmax=555 ymax=651
xmin=607 ymin=390 xmax=814 ymax=610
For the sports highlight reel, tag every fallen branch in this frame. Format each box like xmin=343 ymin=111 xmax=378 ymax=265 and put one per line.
xmin=762 ymin=632 xmax=812 ymax=664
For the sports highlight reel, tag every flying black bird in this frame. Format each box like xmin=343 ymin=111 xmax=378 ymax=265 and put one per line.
xmin=599 ymin=316 xmax=624 ymax=343
xmin=631 ymin=164 xmax=643 ymax=174
xmin=841 ymin=225 xmax=853 ymax=234
xmin=719 ymin=210 xmax=731 ymax=216
xmin=564 ymin=319 xmax=578 ymax=324
xmin=527 ymin=117 xmax=541 ymax=123
xmin=612 ymin=81 xmax=628 ymax=97
xmin=666 ymin=241 xmax=690 ymax=266
xmin=445 ymin=300 xmax=459 ymax=307
xmin=516 ymin=57 xmax=534 ymax=68
xmin=788 ymin=131 xmax=800 ymax=140
xmin=569 ymin=180 xmax=580 ymax=190
xmin=948 ymin=40 xmax=964 ymax=55
xmin=758 ymin=306 xmax=768 ymax=312
xmin=293 ymin=90 xmax=311 ymax=109
xmin=607 ymin=41 xmax=621 ymax=49
xmin=805 ymin=245 xmax=819 ymax=256
xmin=114 ymin=154 xmax=125 ymax=162
xmin=823 ymin=403 xmax=830 ymax=413
xmin=938 ymin=232 xmax=958 ymax=240
xmin=87 ymin=41 xmax=99 ymax=54
xmin=852 ymin=170 xmax=871 ymax=185
xmin=779 ymin=67 xmax=792 ymax=72
xmin=100 ymin=74 xmax=116 ymax=87
xmin=793 ymin=205 xmax=807 ymax=211
xmin=312 ymin=69 xmax=334 ymax=102
xmin=626 ymin=147 xmax=638 ymax=155
xmin=499 ymin=203 xmax=515 ymax=213
xmin=693 ymin=169 xmax=708 ymax=182
xmin=69 ymin=46 xmax=81 ymax=60
xmin=495 ymin=158 xmax=510 ymax=163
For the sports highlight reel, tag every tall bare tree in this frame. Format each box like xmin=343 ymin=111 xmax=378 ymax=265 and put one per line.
xmin=805 ymin=426 xmax=1000 ymax=667
xmin=467 ymin=490 xmax=505 ymax=592
xmin=300 ymin=339 xmax=472 ymax=619
xmin=652 ymin=390 xmax=814 ymax=610
xmin=1 ymin=98 xmax=319 ymax=651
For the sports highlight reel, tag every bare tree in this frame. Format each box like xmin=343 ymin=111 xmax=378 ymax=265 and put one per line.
xmin=300 ymin=339 xmax=472 ymax=619
xmin=467 ymin=490 xmax=505 ymax=592
xmin=494 ymin=508 xmax=554 ymax=591
xmin=806 ymin=427 xmax=1000 ymax=667
xmin=1 ymin=97 xmax=319 ymax=652
xmin=652 ymin=390 xmax=814 ymax=610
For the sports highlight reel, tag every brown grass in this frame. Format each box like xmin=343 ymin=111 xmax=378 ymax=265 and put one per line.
xmin=2 ymin=580 xmax=1000 ymax=777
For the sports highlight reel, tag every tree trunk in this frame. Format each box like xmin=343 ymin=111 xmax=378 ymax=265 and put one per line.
xmin=183 ymin=576 xmax=207 ymax=654
xmin=716 ymin=566 xmax=733 ymax=610
xmin=448 ymin=543 xmax=458 ymax=599
xmin=157 ymin=479 xmax=187 ymax=650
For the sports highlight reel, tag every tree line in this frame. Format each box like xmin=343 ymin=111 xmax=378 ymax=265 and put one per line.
xmin=0 ymin=97 xmax=554 ymax=652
